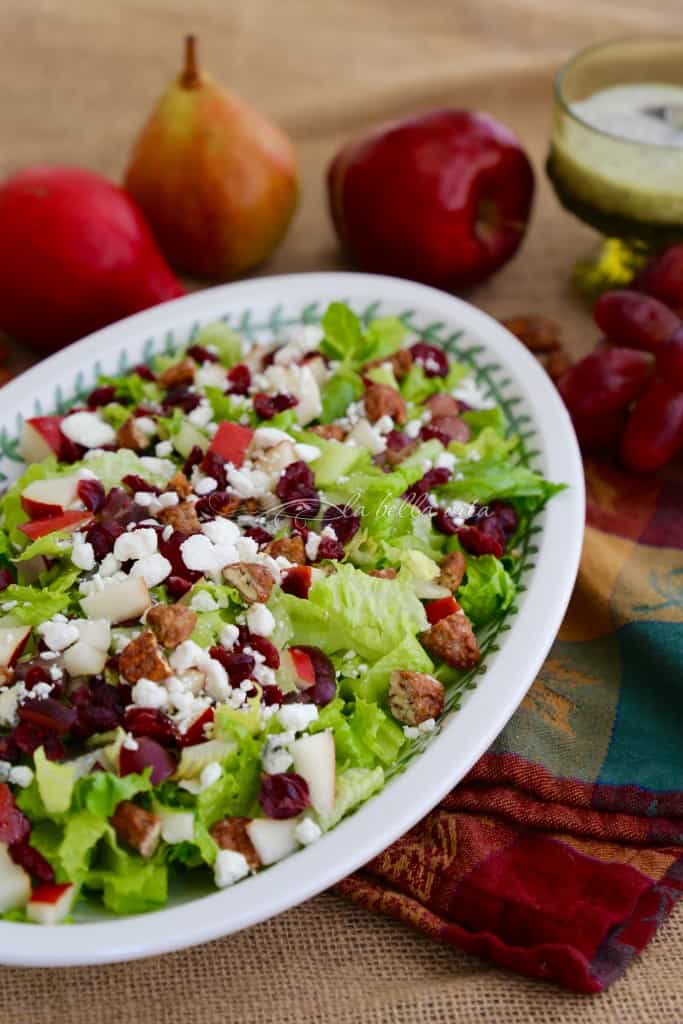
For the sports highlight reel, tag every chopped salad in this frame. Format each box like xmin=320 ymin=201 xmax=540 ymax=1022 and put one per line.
xmin=0 ymin=302 xmax=562 ymax=923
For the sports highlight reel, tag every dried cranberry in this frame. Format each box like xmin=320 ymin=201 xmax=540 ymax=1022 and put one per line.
xmin=162 ymin=387 xmax=200 ymax=413
xmin=133 ymin=364 xmax=156 ymax=381
xmin=183 ymin=445 xmax=203 ymax=476
xmin=187 ymin=344 xmax=218 ymax=364
xmin=12 ymin=722 xmax=48 ymax=757
xmin=125 ymin=707 xmax=180 ymax=746
xmin=261 ymin=684 xmax=284 ymax=706
xmin=246 ymin=634 xmax=280 ymax=669
xmin=100 ymin=487 xmax=133 ymax=520
xmin=209 ymin=647 xmax=255 ymax=685
xmin=0 ymin=735 xmax=18 ymax=763
xmin=199 ymin=450 xmax=227 ymax=490
xmin=485 ymin=500 xmax=518 ymax=539
xmin=59 ymin=435 xmax=86 ymax=464
xmin=322 ymin=504 xmax=360 ymax=544
xmin=421 ymin=416 xmax=470 ymax=445
xmin=385 ymin=430 xmax=413 ymax=452
xmin=21 ymin=664 xmax=52 ymax=690
xmin=410 ymin=342 xmax=448 ymax=377
xmin=457 ymin=525 xmax=504 ymax=558
xmin=244 ymin=526 xmax=273 ymax=546
xmin=281 ymin=566 xmax=312 ymax=599
xmin=433 ymin=507 xmax=460 ymax=535
xmin=166 ymin=575 xmax=193 ymax=598
xmin=0 ymin=784 xmax=30 ymax=845
xmin=87 ymin=386 xmax=117 ymax=408
xmin=91 ymin=678 xmax=130 ymax=711
xmin=19 ymin=698 xmax=77 ymax=736
xmin=253 ymin=392 xmax=298 ymax=420
xmin=317 ymin=535 xmax=345 ymax=561
xmin=122 ymin=474 xmax=158 ymax=495
xmin=0 ymin=566 xmax=15 ymax=592
xmin=86 ymin=520 xmax=125 ymax=560
xmin=259 ymin=772 xmax=310 ymax=819
xmin=77 ymin=477 xmax=106 ymax=512
xmin=159 ymin=531 xmax=203 ymax=583
xmin=276 ymin=461 xmax=320 ymax=519
xmin=227 ymin=363 xmax=251 ymax=395
xmin=422 ymin=467 xmax=451 ymax=489
xmin=9 ymin=842 xmax=55 ymax=884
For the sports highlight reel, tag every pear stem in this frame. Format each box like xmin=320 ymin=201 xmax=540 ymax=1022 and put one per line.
xmin=180 ymin=35 xmax=201 ymax=89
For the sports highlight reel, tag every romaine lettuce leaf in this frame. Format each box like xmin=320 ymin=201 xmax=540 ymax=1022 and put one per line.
xmin=319 ymin=766 xmax=385 ymax=830
xmin=194 ymin=322 xmax=243 ymax=367
xmin=269 ymin=563 xmax=428 ymax=663
xmin=457 ymin=554 xmax=516 ymax=626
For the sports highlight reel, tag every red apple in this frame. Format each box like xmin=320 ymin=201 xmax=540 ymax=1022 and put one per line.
xmin=21 ymin=475 xmax=81 ymax=519
xmin=279 ymin=647 xmax=316 ymax=690
xmin=208 ymin=421 xmax=254 ymax=467
xmin=20 ymin=417 xmax=66 ymax=463
xmin=26 ymin=881 xmax=76 ymax=925
xmin=18 ymin=510 xmax=93 ymax=541
xmin=328 ymin=109 xmax=534 ymax=290
xmin=280 ymin=565 xmax=312 ymax=599
xmin=179 ymin=705 xmax=214 ymax=747
xmin=425 ymin=595 xmax=460 ymax=625
xmin=0 ymin=166 xmax=185 ymax=353
xmin=0 ymin=625 xmax=32 ymax=669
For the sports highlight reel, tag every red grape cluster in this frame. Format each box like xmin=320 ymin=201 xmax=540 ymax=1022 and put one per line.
xmin=558 ymin=243 xmax=683 ymax=473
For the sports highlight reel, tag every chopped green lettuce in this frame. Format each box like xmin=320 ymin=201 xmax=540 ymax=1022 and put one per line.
xmin=457 ymin=554 xmax=516 ymax=626
xmin=193 ymin=322 xmax=243 ymax=367
xmin=319 ymin=766 xmax=385 ymax=831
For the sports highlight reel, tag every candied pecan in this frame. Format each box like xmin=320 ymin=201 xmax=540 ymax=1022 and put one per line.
xmin=168 ymin=470 xmax=192 ymax=498
xmin=111 ymin=801 xmax=161 ymax=858
xmin=421 ymin=611 xmax=480 ymax=670
xmin=539 ymin=348 xmax=573 ymax=382
xmin=264 ymin=535 xmax=306 ymax=564
xmin=363 ymin=382 xmax=407 ymax=425
xmin=365 ymin=348 xmax=413 ymax=380
xmin=500 ymin=315 xmax=562 ymax=353
xmin=308 ymin=424 xmax=346 ymax=442
xmin=118 ymin=631 xmax=171 ymax=683
xmin=425 ymin=392 xmax=461 ymax=418
xmin=439 ymin=550 xmax=467 ymax=591
xmin=388 ymin=670 xmax=445 ymax=726
xmin=159 ymin=357 xmax=196 ymax=388
xmin=210 ymin=816 xmax=260 ymax=870
xmin=116 ymin=417 xmax=150 ymax=453
xmin=147 ymin=603 xmax=197 ymax=648
xmin=223 ymin=563 xmax=275 ymax=603
xmin=160 ymin=501 xmax=201 ymax=535
xmin=238 ymin=498 xmax=262 ymax=516
xmin=368 ymin=568 xmax=398 ymax=579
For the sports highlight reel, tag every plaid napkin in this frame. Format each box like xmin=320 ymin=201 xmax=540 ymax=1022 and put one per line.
xmin=337 ymin=455 xmax=683 ymax=993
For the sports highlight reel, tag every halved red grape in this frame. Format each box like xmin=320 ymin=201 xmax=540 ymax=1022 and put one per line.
xmin=594 ymin=289 xmax=680 ymax=352
xmin=18 ymin=698 xmax=77 ymax=736
xmin=77 ymin=477 xmax=106 ymax=512
xmin=259 ymin=772 xmax=310 ymax=819
xmin=119 ymin=736 xmax=176 ymax=785
xmin=410 ymin=342 xmax=448 ymax=377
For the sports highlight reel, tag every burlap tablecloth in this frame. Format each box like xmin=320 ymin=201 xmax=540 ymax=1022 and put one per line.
xmin=2 ymin=1 xmax=683 ymax=1019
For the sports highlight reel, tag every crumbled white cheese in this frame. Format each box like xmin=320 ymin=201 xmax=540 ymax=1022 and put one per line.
xmin=214 ymin=848 xmax=250 ymax=888
xmin=0 ymin=684 xmax=25 ymax=727
xmin=180 ymin=534 xmax=221 ymax=573
xmin=131 ymin=677 xmax=168 ymax=710
xmin=114 ymin=528 xmax=158 ymax=562
xmin=219 ymin=623 xmax=240 ymax=650
xmin=403 ymin=725 xmax=420 ymax=740
xmin=71 ymin=534 xmax=95 ymax=572
xmin=277 ymin=704 xmax=319 ymax=733
xmin=305 ymin=532 xmax=321 ymax=561
xmin=435 ymin=451 xmax=457 ymax=472
xmin=122 ymin=733 xmax=139 ymax=751
xmin=38 ymin=620 xmax=79 ymax=652
xmin=8 ymin=765 xmax=34 ymax=789
xmin=131 ymin=553 xmax=172 ymax=588
xmin=158 ymin=491 xmax=179 ymax=508
xmin=155 ymin=440 xmax=173 ymax=458
xmin=134 ymin=417 xmax=157 ymax=437
xmin=194 ymin=476 xmax=218 ymax=495
xmin=204 ymin=658 xmax=231 ymax=702
xmin=295 ymin=817 xmax=322 ymax=846
xmin=246 ymin=603 xmax=275 ymax=637
xmin=188 ymin=402 xmax=214 ymax=428
xmin=262 ymin=732 xmax=294 ymax=774
xmin=295 ymin=444 xmax=321 ymax=463
xmin=404 ymin=420 xmax=422 ymax=439
xmin=60 ymin=411 xmax=116 ymax=448
xmin=202 ymin=518 xmax=240 ymax=547
xmin=190 ymin=591 xmax=219 ymax=613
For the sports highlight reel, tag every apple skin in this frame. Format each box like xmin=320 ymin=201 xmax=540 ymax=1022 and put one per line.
xmin=208 ymin=421 xmax=254 ymax=468
xmin=327 ymin=109 xmax=534 ymax=290
xmin=0 ymin=166 xmax=185 ymax=353
xmin=18 ymin=510 xmax=93 ymax=541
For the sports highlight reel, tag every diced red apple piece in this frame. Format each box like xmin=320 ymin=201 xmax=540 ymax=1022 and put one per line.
xmin=19 ymin=417 xmax=65 ymax=464
xmin=21 ymin=475 xmax=81 ymax=519
xmin=18 ymin=510 xmax=93 ymax=541
xmin=279 ymin=647 xmax=316 ymax=691
xmin=290 ymin=730 xmax=336 ymax=818
xmin=246 ymin=817 xmax=299 ymax=866
xmin=425 ymin=595 xmax=461 ymax=625
xmin=178 ymin=705 xmax=214 ymax=747
xmin=208 ymin=421 xmax=254 ymax=467
xmin=81 ymin=576 xmax=151 ymax=624
xmin=0 ymin=625 xmax=31 ymax=668
xmin=26 ymin=881 xmax=76 ymax=925
xmin=0 ymin=843 xmax=31 ymax=913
